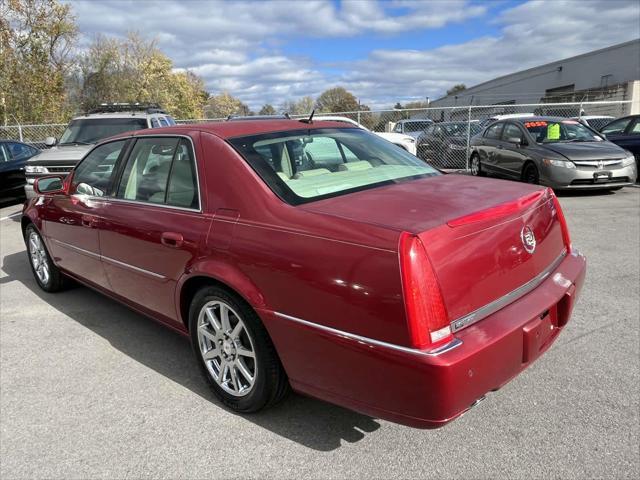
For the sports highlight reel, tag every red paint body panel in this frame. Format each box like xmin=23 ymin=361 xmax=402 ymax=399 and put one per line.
xmin=22 ymin=121 xmax=587 ymax=428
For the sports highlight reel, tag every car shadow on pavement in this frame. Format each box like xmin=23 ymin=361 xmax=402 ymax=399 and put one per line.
xmin=1 ymin=250 xmax=381 ymax=451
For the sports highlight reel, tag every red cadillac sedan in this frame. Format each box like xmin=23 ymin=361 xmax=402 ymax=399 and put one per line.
xmin=22 ymin=119 xmax=586 ymax=428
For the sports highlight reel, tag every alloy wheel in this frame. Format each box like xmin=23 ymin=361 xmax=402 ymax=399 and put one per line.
xmin=28 ymin=231 xmax=50 ymax=285
xmin=471 ymin=156 xmax=480 ymax=175
xmin=196 ymin=300 xmax=257 ymax=397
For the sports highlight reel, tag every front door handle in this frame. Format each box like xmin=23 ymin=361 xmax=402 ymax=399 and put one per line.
xmin=161 ymin=232 xmax=183 ymax=248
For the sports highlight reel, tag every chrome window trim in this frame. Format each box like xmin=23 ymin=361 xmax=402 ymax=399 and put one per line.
xmin=273 ymin=311 xmax=462 ymax=357
xmin=69 ymin=134 xmax=203 ymax=213
xmin=52 ymin=239 xmax=166 ymax=279
xmin=450 ymin=249 xmax=567 ymax=333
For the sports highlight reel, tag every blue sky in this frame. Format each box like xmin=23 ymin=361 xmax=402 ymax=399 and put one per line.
xmin=68 ymin=0 xmax=640 ymax=110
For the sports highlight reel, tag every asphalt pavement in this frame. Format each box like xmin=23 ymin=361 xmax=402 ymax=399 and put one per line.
xmin=1 ymin=187 xmax=639 ymax=479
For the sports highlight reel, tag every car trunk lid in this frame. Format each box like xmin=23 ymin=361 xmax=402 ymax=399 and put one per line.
xmin=303 ymin=174 xmax=567 ymax=330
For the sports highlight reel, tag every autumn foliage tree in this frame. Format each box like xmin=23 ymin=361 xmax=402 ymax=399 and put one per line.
xmin=76 ymin=33 xmax=208 ymax=118
xmin=204 ymin=92 xmax=251 ymax=118
xmin=1 ymin=0 xmax=78 ymax=124
xmin=315 ymin=87 xmax=360 ymax=113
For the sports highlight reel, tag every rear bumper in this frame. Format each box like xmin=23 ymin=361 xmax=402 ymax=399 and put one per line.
xmin=261 ymin=248 xmax=586 ymax=428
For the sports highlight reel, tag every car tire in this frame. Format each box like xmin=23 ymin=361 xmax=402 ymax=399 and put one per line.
xmin=25 ymin=224 xmax=68 ymax=292
xmin=189 ymin=285 xmax=289 ymax=413
xmin=470 ymin=154 xmax=484 ymax=176
xmin=522 ymin=163 xmax=540 ymax=184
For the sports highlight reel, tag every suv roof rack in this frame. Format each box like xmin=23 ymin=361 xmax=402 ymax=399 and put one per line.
xmin=87 ymin=103 xmax=167 ymax=115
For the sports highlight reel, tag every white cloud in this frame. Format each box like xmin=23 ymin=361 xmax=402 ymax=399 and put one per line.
xmin=67 ymin=0 xmax=640 ymax=111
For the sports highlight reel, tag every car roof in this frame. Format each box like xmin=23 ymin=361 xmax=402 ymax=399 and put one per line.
xmin=500 ymin=116 xmax=578 ymax=124
xmin=109 ymin=119 xmax=356 ymax=141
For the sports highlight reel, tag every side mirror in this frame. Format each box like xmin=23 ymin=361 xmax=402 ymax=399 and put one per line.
xmin=34 ymin=175 xmax=65 ymax=195
xmin=507 ymin=136 xmax=527 ymax=147
xmin=44 ymin=137 xmax=57 ymax=147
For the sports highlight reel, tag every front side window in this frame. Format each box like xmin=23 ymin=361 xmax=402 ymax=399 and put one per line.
xmin=485 ymin=123 xmax=503 ymax=139
xmin=524 ymin=120 xmax=604 ymax=144
xmin=116 ymin=137 xmax=199 ymax=209
xmin=393 ymin=123 xmax=402 ymax=133
xmin=59 ymin=118 xmax=149 ymax=145
xmin=601 ymin=117 xmax=632 ymax=135
xmin=72 ymin=140 xmax=126 ymax=196
xmin=229 ymin=128 xmax=439 ymax=204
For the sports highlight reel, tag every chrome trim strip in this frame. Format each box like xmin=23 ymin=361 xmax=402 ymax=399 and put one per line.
xmin=273 ymin=312 xmax=462 ymax=357
xmin=574 ymin=159 xmax=622 ymax=167
xmin=52 ymin=239 xmax=166 ymax=279
xmin=450 ymin=249 xmax=567 ymax=332
xmin=101 ymin=255 xmax=166 ymax=279
xmin=52 ymin=239 xmax=101 ymax=259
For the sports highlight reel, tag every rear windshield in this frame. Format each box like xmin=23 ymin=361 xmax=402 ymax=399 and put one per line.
xmin=59 ymin=118 xmax=148 ymax=145
xmin=229 ymin=128 xmax=439 ymax=205
xmin=523 ymin=120 xmax=604 ymax=144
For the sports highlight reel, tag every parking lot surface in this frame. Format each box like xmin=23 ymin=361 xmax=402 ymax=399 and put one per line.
xmin=1 ymin=187 xmax=639 ymax=479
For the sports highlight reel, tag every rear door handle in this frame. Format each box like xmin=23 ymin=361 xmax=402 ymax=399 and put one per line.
xmin=161 ymin=232 xmax=183 ymax=248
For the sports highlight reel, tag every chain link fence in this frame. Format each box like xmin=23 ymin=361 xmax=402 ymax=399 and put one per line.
xmin=1 ymin=101 xmax=632 ymax=170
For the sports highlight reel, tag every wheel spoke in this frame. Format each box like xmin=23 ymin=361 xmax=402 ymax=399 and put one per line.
xmin=218 ymin=360 xmax=228 ymax=383
xmin=230 ymin=320 xmax=243 ymax=339
xmin=202 ymin=346 xmax=220 ymax=361
xmin=205 ymin=308 xmax=221 ymax=331
xmin=220 ymin=304 xmax=231 ymax=332
xmin=236 ymin=346 xmax=254 ymax=359
xmin=235 ymin=358 xmax=254 ymax=384
xmin=29 ymin=237 xmax=38 ymax=253
xmin=230 ymin=365 xmax=240 ymax=391
xmin=198 ymin=324 xmax=217 ymax=343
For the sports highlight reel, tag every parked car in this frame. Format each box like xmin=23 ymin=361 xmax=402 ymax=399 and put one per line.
xmin=24 ymin=103 xmax=175 ymax=199
xmin=479 ymin=113 xmax=536 ymax=128
xmin=0 ymin=140 xmax=40 ymax=200
xmin=470 ymin=116 xmax=637 ymax=190
xmin=22 ymin=119 xmax=586 ymax=429
xmin=314 ymin=115 xmax=417 ymax=155
xmin=600 ymin=114 xmax=640 ymax=179
xmin=417 ymin=121 xmax=482 ymax=168
xmin=573 ymin=115 xmax=614 ymax=131
xmin=392 ymin=118 xmax=433 ymax=139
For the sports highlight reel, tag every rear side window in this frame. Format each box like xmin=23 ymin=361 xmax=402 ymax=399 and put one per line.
xmin=158 ymin=117 xmax=169 ymax=127
xmin=150 ymin=118 xmax=160 ymax=128
xmin=502 ymin=123 xmax=524 ymax=142
xmin=73 ymin=140 xmax=126 ymax=196
xmin=116 ymin=137 xmax=199 ymax=209
xmin=166 ymin=140 xmax=199 ymax=209
xmin=485 ymin=123 xmax=503 ymax=139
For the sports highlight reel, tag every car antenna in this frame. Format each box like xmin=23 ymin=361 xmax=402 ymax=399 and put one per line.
xmin=299 ymin=109 xmax=315 ymax=124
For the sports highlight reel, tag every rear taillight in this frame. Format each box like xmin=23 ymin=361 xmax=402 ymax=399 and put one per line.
xmin=399 ymin=232 xmax=452 ymax=349
xmin=550 ymin=190 xmax=571 ymax=249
